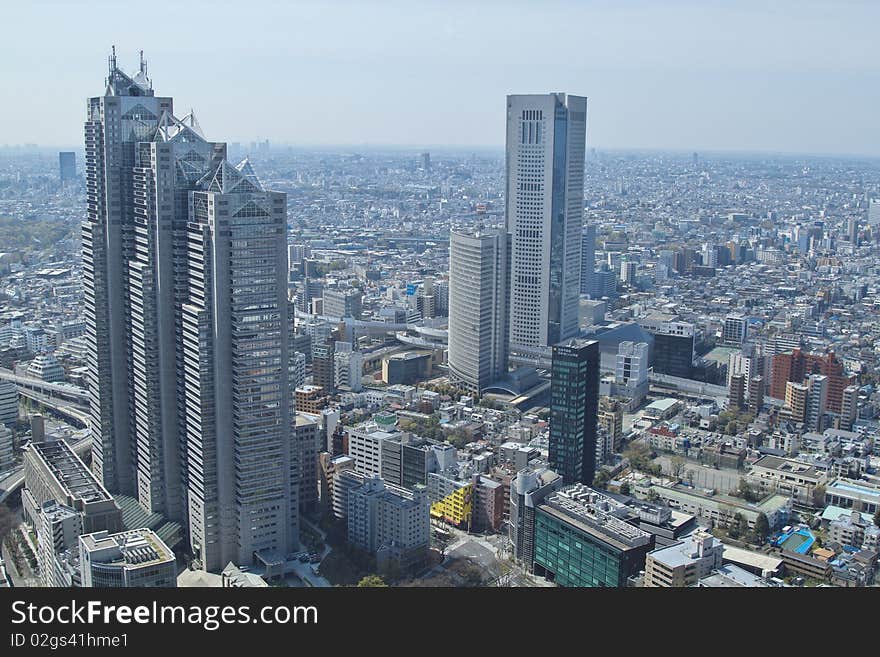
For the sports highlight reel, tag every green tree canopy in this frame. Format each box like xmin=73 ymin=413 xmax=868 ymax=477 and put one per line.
xmin=752 ymin=512 xmax=770 ymax=542
xmin=357 ymin=575 xmax=387 ymax=587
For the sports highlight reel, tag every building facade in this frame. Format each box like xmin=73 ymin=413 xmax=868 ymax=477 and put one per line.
xmin=506 ymin=93 xmax=587 ymax=349
xmin=448 ymin=227 xmax=509 ymax=394
xmin=81 ymin=54 xmax=296 ymax=571
xmin=549 ymin=339 xmax=599 ymax=485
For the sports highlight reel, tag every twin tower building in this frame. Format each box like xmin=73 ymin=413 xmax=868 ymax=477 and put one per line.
xmin=448 ymin=93 xmax=588 ymax=393
xmin=83 ymin=53 xmax=294 ymax=572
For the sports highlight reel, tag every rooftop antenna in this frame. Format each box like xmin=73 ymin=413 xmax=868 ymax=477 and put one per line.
xmin=108 ymin=45 xmax=117 ymax=75
xmin=139 ymin=49 xmax=147 ymax=76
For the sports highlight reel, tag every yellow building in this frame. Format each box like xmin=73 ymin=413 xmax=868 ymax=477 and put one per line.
xmin=430 ymin=482 xmax=473 ymax=528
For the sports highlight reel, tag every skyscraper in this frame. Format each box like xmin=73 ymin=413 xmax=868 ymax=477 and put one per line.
xmin=549 ymin=339 xmax=599 ymax=485
xmin=82 ymin=51 xmax=296 ymax=571
xmin=580 ymin=224 xmax=596 ymax=296
xmin=59 ymin=152 xmax=76 ymax=185
xmin=506 ymin=93 xmax=587 ymax=349
xmin=448 ymin=227 xmax=510 ymax=394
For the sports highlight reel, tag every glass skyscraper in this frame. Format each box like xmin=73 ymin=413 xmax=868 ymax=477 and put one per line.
xmin=549 ymin=339 xmax=600 ymax=485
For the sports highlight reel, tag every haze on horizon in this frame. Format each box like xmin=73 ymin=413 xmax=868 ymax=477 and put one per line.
xmin=3 ymin=0 xmax=879 ymax=156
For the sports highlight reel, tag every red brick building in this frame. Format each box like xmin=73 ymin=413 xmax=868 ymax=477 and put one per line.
xmin=769 ymin=349 xmax=855 ymax=413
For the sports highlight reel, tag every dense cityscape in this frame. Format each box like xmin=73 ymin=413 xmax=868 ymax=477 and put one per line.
xmin=1 ymin=53 xmax=879 ymax=591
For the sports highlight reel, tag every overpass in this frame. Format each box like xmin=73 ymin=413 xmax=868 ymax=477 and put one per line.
xmin=17 ymin=388 xmax=89 ymax=429
xmin=0 ymin=368 xmax=89 ymax=405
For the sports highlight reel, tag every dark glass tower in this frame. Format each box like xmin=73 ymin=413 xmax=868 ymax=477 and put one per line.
xmin=549 ymin=339 xmax=599 ymax=485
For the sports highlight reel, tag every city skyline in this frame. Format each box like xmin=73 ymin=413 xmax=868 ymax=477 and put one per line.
xmin=3 ymin=1 xmax=880 ymax=156
xmin=2 ymin=3 xmax=880 ymax=599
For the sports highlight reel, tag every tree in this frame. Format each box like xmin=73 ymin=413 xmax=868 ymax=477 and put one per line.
xmin=812 ymin=484 xmax=826 ymax=508
xmin=619 ymin=482 xmax=631 ymax=496
xmin=593 ymin=470 xmax=610 ymax=489
xmin=728 ymin=512 xmax=748 ymax=540
xmin=669 ymin=456 xmax=686 ymax=481
xmin=735 ymin=478 xmax=760 ymax=503
xmin=357 ymin=575 xmax=387 ymax=587
xmin=752 ymin=513 xmax=770 ymax=543
xmin=0 ymin=504 xmax=14 ymax=544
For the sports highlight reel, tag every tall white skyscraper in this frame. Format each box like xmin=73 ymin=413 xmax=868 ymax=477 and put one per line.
xmin=448 ymin=227 xmax=510 ymax=394
xmin=506 ymin=93 xmax=587 ymax=348
xmin=82 ymin=51 xmax=296 ymax=572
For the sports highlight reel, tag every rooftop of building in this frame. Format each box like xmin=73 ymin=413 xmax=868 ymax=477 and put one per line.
xmin=826 ymin=477 xmax=880 ymax=502
xmin=647 ymin=531 xmax=721 ymax=567
xmin=653 ymin=484 xmax=790 ymax=517
xmin=698 ymin=563 xmax=775 ymax=587
xmin=721 ymin=544 xmax=784 ymax=574
xmin=295 ymin=413 xmax=318 ymax=427
xmin=28 ymin=438 xmax=112 ymax=504
xmin=539 ymin=484 xmax=652 ymax=551
xmin=751 ymin=455 xmax=823 ymax=479
xmin=80 ymin=528 xmax=174 ymax=568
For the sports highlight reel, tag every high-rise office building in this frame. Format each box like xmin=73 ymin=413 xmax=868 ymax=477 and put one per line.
xmin=81 ymin=52 xmax=296 ymax=571
xmin=620 ymin=259 xmax=637 ymax=285
xmin=580 ymin=224 xmax=596 ymax=296
xmin=0 ymin=380 xmax=18 ymax=425
xmin=549 ymin=339 xmax=599 ymax=485
xmin=323 ymin=288 xmax=362 ymax=320
xmin=59 ymin=152 xmax=76 ymax=185
xmin=448 ymin=227 xmax=510 ymax=394
xmin=868 ymin=199 xmax=880 ymax=227
xmin=847 ymin=217 xmax=858 ymax=245
xmin=506 ymin=93 xmax=587 ymax=348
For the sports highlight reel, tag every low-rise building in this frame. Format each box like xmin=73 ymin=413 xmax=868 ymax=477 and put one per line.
xmin=747 ymin=455 xmax=827 ymax=506
xmin=79 ymin=528 xmax=176 ymax=588
xmin=649 ymin=484 xmax=790 ymax=531
xmin=644 ymin=531 xmax=724 ymax=587
xmin=23 ymin=438 xmax=122 ymax=534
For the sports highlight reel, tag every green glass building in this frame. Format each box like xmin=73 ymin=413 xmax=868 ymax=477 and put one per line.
xmin=533 ymin=485 xmax=654 ymax=587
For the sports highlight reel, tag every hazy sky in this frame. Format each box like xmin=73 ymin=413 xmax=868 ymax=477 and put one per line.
xmin=4 ymin=0 xmax=879 ymax=155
